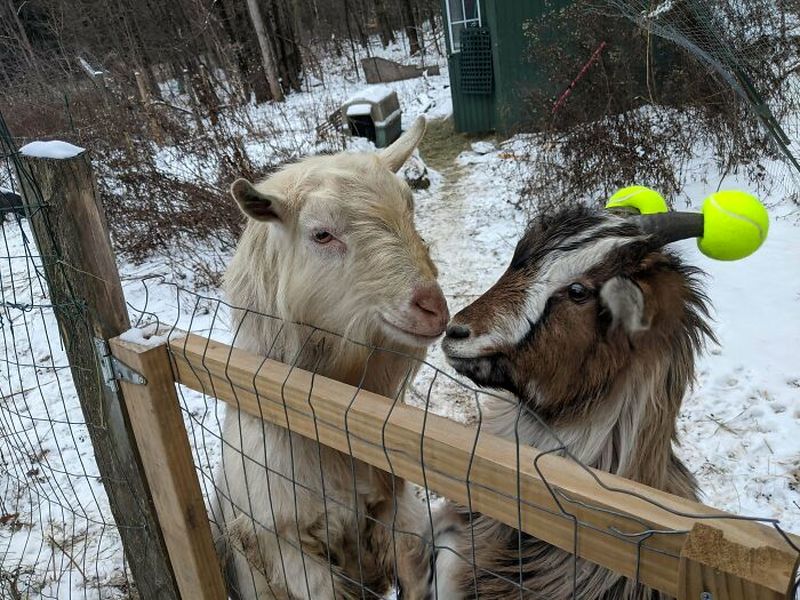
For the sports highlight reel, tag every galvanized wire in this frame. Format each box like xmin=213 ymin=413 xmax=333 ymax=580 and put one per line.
xmin=600 ymin=0 xmax=800 ymax=195
xmin=2 ymin=127 xmax=798 ymax=596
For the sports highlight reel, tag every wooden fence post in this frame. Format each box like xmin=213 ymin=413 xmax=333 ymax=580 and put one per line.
xmin=16 ymin=145 xmax=180 ymax=598
xmin=109 ymin=335 xmax=228 ymax=599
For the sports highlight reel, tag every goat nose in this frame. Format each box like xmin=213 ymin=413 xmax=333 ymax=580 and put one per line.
xmin=411 ymin=285 xmax=449 ymax=331
xmin=446 ymin=323 xmax=471 ymax=339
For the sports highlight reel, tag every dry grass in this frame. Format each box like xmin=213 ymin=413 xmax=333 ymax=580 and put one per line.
xmin=417 ymin=117 xmax=494 ymax=172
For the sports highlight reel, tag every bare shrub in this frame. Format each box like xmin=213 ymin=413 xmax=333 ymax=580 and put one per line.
xmin=3 ymin=77 xmax=244 ymax=281
xmin=517 ymin=0 xmax=799 ymax=211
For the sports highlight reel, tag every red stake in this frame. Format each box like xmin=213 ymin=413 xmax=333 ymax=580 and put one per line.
xmin=552 ymin=41 xmax=608 ymax=115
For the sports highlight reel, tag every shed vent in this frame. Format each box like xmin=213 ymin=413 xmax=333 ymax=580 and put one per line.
xmin=460 ymin=26 xmax=493 ymax=95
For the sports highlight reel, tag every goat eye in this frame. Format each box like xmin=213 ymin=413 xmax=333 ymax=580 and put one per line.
xmin=313 ymin=231 xmax=333 ymax=244
xmin=567 ymin=283 xmax=591 ymax=303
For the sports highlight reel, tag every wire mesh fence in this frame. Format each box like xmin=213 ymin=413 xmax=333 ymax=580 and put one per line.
xmin=124 ymin=275 xmax=800 ymax=600
xmin=2 ymin=131 xmax=800 ymax=598
xmin=0 ymin=122 xmax=135 ymax=597
xmin=604 ymin=0 xmax=800 ymax=197
xmin=516 ymin=0 xmax=800 ymax=213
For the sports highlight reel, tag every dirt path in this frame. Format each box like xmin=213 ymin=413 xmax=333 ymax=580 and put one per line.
xmin=409 ymin=120 xmax=527 ymax=422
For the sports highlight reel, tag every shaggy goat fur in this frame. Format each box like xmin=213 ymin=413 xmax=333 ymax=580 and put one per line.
xmin=215 ymin=119 xmax=442 ymax=600
xmin=432 ymin=206 xmax=714 ymax=599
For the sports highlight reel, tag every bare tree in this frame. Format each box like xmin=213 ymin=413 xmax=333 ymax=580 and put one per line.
xmin=5 ymin=0 xmax=38 ymax=72
xmin=245 ymin=0 xmax=284 ymax=101
xmin=375 ymin=0 xmax=396 ymax=48
xmin=401 ymin=0 xmax=421 ymax=55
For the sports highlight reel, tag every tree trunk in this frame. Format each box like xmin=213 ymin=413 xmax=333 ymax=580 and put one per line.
xmin=194 ymin=61 xmax=221 ymax=126
xmin=376 ymin=0 xmax=396 ymax=48
xmin=342 ymin=0 xmax=360 ymax=74
xmin=290 ymin=0 xmax=304 ymax=46
xmin=181 ymin=59 xmax=207 ymax=131
xmin=244 ymin=0 xmax=284 ymax=102
xmin=124 ymin=0 xmax=162 ymax=100
xmin=269 ymin=0 xmax=303 ymax=93
xmin=352 ymin=0 xmax=369 ymax=50
xmin=7 ymin=0 xmax=38 ymax=72
xmin=401 ymin=0 xmax=421 ymax=56
xmin=217 ymin=0 xmax=262 ymax=103
xmin=428 ymin=8 xmax=442 ymax=55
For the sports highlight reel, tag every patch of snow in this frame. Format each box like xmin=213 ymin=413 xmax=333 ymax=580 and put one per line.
xmin=78 ymin=56 xmax=104 ymax=78
xmin=645 ymin=0 xmax=675 ymax=19
xmin=347 ymin=84 xmax=395 ymax=104
xmin=118 ymin=324 xmax=184 ymax=348
xmin=19 ymin=140 xmax=85 ymax=159
xmin=470 ymin=141 xmax=496 ymax=155
xmin=346 ymin=102 xmax=373 ymax=117
xmin=669 ymin=185 xmax=800 ymax=528
xmin=374 ymin=108 xmax=401 ymax=128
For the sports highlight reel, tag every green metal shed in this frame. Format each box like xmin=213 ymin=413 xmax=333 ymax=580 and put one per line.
xmin=442 ymin=0 xmax=572 ymax=134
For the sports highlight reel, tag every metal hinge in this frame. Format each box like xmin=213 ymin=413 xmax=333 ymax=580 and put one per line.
xmin=93 ymin=337 xmax=147 ymax=390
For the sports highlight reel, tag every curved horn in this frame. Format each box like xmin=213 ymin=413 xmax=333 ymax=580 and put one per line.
xmin=632 ymin=212 xmax=705 ymax=246
xmin=379 ymin=116 xmax=426 ymax=173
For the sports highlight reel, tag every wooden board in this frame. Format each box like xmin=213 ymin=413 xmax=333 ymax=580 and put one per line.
xmin=110 ymin=336 xmax=227 ymax=600
xmin=679 ymin=523 xmax=797 ymax=600
xmin=168 ymin=333 xmax=800 ymax=598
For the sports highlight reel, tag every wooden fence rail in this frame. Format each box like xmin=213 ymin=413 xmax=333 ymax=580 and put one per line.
xmin=109 ymin=331 xmax=800 ymax=600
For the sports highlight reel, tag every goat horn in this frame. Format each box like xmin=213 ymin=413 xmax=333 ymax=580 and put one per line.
xmin=632 ymin=212 xmax=705 ymax=246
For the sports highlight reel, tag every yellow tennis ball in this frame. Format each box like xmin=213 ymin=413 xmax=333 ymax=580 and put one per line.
xmin=605 ymin=186 xmax=668 ymax=215
xmin=698 ymin=191 xmax=768 ymax=261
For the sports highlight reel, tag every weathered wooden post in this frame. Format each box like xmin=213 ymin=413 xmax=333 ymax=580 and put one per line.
xmin=15 ymin=141 xmax=180 ymax=598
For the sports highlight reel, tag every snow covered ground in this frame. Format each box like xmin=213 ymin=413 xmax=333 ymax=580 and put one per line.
xmin=1 ymin=37 xmax=798 ymax=598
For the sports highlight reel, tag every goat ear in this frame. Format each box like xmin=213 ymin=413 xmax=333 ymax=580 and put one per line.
xmin=599 ymin=277 xmax=650 ymax=335
xmin=230 ymin=178 xmax=286 ymax=222
xmin=379 ymin=116 xmax=426 ymax=173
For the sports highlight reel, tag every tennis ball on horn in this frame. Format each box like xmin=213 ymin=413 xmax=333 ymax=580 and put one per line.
xmin=697 ymin=190 xmax=768 ymax=261
xmin=605 ymin=186 xmax=668 ymax=215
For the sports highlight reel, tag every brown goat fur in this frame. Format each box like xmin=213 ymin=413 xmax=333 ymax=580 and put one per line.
xmin=433 ymin=205 xmax=714 ymax=599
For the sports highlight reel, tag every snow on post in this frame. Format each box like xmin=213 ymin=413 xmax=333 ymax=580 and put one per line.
xmin=19 ymin=140 xmax=86 ymax=160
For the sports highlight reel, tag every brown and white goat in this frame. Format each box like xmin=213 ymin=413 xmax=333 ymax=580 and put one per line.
xmin=432 ymin=205 xmax=714 ymax=599
xmin=215 ymin=117 xmax=448 ymax=600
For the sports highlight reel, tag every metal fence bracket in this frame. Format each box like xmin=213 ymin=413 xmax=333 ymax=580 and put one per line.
xmin=94 ymin=337 xmax=147 ymax=387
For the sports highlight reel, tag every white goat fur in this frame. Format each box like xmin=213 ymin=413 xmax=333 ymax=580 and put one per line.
xmin=213 ymin=119 xmax=436 ymax=599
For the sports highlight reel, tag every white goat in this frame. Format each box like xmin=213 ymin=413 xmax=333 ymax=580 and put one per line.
xmin=213 ymin=117 xmax=447 ymax=600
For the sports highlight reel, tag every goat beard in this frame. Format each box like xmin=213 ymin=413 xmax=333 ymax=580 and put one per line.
xmin=448 ymin=352 xmax=523 ymax=398
xmin=310 ymin=311 xmax=426 ymax=397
